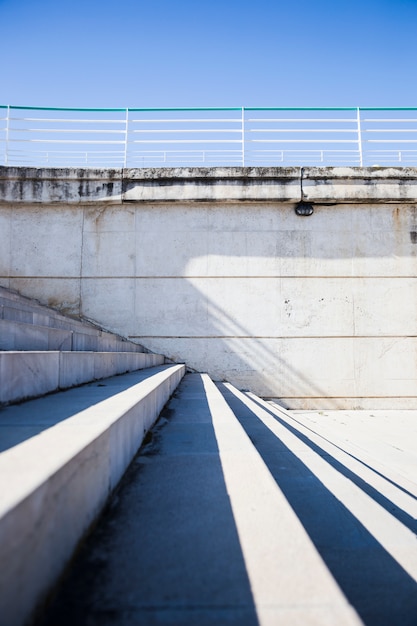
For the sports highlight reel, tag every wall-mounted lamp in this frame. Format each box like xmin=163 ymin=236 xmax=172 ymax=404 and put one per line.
xmin=295 ymin=202 xmax=314 ymax=216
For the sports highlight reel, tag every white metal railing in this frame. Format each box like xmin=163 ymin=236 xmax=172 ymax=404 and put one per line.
xmin=2 ymin=106 xmax=417 ymax=168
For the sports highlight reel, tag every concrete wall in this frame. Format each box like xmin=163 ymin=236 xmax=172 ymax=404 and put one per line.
xmin=1 ymin=166 xmax=417 ymax=409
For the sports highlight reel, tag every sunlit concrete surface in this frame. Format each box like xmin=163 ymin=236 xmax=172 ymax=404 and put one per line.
xmin=35 ymin=375 xmax=417 ymax=626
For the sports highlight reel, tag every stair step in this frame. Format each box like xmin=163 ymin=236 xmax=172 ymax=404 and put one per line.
xmin=36 ymin=373 xmax=361 ymax=626
xmin=0 ymin=288 xmax=91 ymax=330
xmin=0 ymin=287 xmax=146 ymax=352
xmin=0 ymin=318 xmax=73 ymax=351
xmin=0 ymin=316 xmax=145 ymax=352
xmin=0 ymin=350 xmax=165 ymax=405
xmin=0 ymin=364 xmax=185 ymax=626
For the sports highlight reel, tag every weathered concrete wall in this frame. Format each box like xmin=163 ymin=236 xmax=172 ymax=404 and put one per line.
xmin=1 ymin=166 xmax=417 ymax=409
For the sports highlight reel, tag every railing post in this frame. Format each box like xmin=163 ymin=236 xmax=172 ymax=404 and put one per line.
xmin=241 ymin=106 xmax=245 ymax=167
xmin=357 ymin=107 xmax=363 ymax=167
xmin=5 ymin=105 xmax=10 ymax=166
xmin=123 ymin=108 xmax=129 ymax=168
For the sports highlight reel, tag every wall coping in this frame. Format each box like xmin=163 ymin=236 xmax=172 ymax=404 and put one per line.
xmin=1 ymin=166 xmax=417 ymax=204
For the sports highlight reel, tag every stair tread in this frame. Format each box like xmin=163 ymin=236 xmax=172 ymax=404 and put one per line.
xmin=0 ymin=365 xmax=178 ymax=455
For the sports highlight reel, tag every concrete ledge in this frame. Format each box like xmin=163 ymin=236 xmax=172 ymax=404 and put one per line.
xmin=0 ymin=167 xmax=123 ymax=204
xmin=302 ymin=166 xmax=417 ymax=203
xmin=122 ymin=166 xmax=301 ymax=203
xmin=0 ymin=364 xmax=185 ymax=626
xmin=1 ymin=166 xmax=417 ymax=204
xmin=0 ymin=351 xmax=165 ymax=405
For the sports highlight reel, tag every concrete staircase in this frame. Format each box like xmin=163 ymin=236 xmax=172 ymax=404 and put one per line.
xmin=1 ymin=289 xmax=417 ymax=625
xmin=0 ymin=287 xmax=186 ymax=625
xmin=0 ymin=286 xmax=166 ymax=405
xmin=34 ymin=376 xmax=417 ymax=626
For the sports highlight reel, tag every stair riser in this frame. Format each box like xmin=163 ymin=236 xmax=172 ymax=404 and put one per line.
xmin=0 ymin=352 xmax=165 ymax=405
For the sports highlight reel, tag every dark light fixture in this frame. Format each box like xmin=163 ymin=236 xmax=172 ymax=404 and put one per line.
xmin=295 ymin=201 xmax=314 ymax=216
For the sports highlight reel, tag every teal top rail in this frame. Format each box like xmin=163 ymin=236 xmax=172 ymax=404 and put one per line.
xmin=3 ymin=105 xmax=417 ymax=112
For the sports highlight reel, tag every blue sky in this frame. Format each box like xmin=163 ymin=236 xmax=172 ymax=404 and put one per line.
xmin=1 ymin=0 xmax=417 ymax=108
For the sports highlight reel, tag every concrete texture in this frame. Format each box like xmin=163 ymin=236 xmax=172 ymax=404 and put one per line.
xmin=36 ymin=373 xmax=361 ymax=626
xmin=0 ymin=319 xmax=73 ymax=350
xmin=0 ymin=167 xmax=123 ymax=204
xmin=0 ymin=351 xmax=61 ymax=404
xmin=2 ymin=166 xmax=417 ymax=204
xmin=2 ymin=167 xmax=417 ymax=407
xmin=0 ymin=364 xmax=185 ymax=626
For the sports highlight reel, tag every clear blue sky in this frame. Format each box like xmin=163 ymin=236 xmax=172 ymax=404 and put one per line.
xmin=1 ymin=0 xmax=417 ymax=108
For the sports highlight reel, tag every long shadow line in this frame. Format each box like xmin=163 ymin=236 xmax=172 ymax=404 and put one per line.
xmin=218 ymin=383 xmax=417 ymax=626
xmin=246 ymin=394 xmax=417 ymax=534
xmin=267 ymin=402 xmax=417 ymax=503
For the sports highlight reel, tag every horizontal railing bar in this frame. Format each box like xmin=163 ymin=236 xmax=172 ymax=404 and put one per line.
xmin=7 ymin=139 xmax=126 ymax=144
xmin=363 ymin=119 xmax=417 ymax=123
xmin=129 ymin=139 xmax=242 ymax=144
xmin=249 ymin=129 xmax=358 ymax=133
xmin=247 ymin=118 xmax=357 ymax=123
xmin=367 ymin=140 xmax=417 ymax=143
xmin=249 ymin=139 xmax=359 ymax=143
xmin=10 ymin=117 xmax=126 ymax=124
xmin=11 ymin=128 xmax=125 ymax=134
xmin=129 ymin=118 xmax=242 ymax=123
xmin=129 ymin=129 xmax=242 ymax=134
xmin=7 ymin=150 xmax=125 ymax=153
xmin=365 ymin=129 xmax=417 ymax=133
xmin=368 ymin=150 xmax=417 ymax=153
xmin=129 ymin=150 xmax=242 ymax=154
xmin=248 ymin=149 xmax=360 ymax=153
